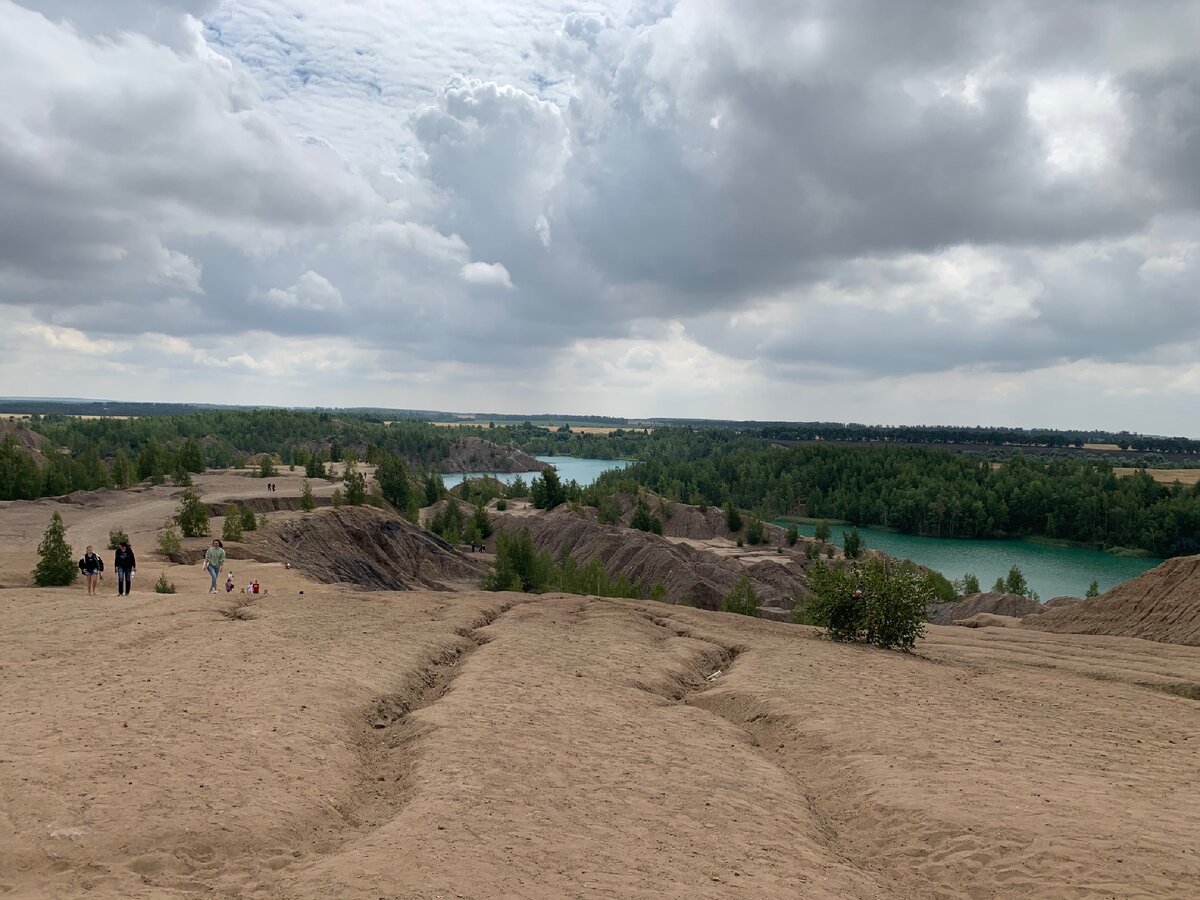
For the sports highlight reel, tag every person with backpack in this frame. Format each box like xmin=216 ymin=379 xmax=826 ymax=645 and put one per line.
xmin=204 ymin=539 xmax=226 ymax=594
xmin=78 ymin=545 xmax=104 ymax=596
xmin=114 ymin=541 xmax=136 ymax=596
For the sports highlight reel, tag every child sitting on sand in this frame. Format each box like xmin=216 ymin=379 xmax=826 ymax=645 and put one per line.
xmin=225 ymin=572 xmax=235 ymax=593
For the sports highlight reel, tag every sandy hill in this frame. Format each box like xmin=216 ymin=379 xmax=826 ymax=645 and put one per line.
xmin=611 ymin=490 xmax=791 ymax=543
xmin=1026 ymin=554 xmax=1200 ymax=645
xmin=490 ymin=506 xmax=809 ymax=616
xmin=927 ymin=591 xmax=1042 ymax=626
xmin=441 ymin=437 xmax=546 ymax=474
xmin=245 ymin=506 xmax=486 ymax=592
xmin=0 ymin=420 xmax=54 ymax=467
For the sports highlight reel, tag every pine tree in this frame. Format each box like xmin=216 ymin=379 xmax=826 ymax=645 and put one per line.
xmin=300 ymin=478 xmax=316 ymax=512
xmin=177 ymin=489 xmax=210 ymax=537
xmin=33 ymin=512 xmax=77 ymax=586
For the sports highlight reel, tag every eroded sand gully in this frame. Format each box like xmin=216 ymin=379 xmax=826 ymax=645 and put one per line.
xmin=2 ymin=581 xmax=1198 ymax=899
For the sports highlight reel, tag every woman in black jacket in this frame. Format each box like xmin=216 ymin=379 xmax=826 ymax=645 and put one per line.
xmin=78 ymin=546 xmax=104 ymax=596
xmin=114 ymin=542 xmax=136 ymax=596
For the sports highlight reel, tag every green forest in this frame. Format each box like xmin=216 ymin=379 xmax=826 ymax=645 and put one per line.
xmin=3 ymin=411 xmax=1200 ymax=558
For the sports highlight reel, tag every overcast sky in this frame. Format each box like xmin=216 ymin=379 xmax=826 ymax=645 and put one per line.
xmin=2 ymin=1 xmax=1200 ymax=433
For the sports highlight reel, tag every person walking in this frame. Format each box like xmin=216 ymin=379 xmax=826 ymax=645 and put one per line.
xmin=78 ymin=545 xmax=104 ymax=596
xmin=204 ymin=539 xmax=226 ymax=594
xmin=114 ymin=541 xmax=136 ymax=596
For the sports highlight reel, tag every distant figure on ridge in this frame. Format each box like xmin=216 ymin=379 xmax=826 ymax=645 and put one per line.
xmin=204 ymin=539 xmax=226 ymax=594
xmin=78 ymin=545 xmax=104 ymax=596
xmin=114 ymin=541 xmax=136 ymax=596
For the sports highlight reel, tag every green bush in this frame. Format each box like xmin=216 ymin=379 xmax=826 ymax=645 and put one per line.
xmin=842 ymin=528 xmax=865 ymax=559
xmin=746 ymin=515 xmax=765 ymax=545
xmin=1086 ymin=579 xmax=1100 ymax=598
xmin=495 ymin=498 xmax=508 ymax=511
xmin=222 ymin=509 xmax=244 ymax=542
xmin=154 ymin=573 xmax=177 ymax=594
xmin=804 ymin=542 xmax=820 ymax=560
xmin=240 ymin=505 xmax=257 ymax=531
xmin=960 ymin=573 xmax=981 ymax=594
xmin=258 ymin=513 xmax=269 ymax=530
xmin=483 ymin=530 xmax=551 ymax=592
xmin=721 ymin=575 xmax=760 ymax=617
xmin=331 ymin=488 xmax=344 ymax=508
xmin=156 ymin=521 xmax=182 ymax=558
xmin=806 ymin=560 xmax=930 ymax=651
xmin=33 ymin=512 xmax=76 ymax=586
xmin=650 ymin=583 xmax=667 ymax=603
xmin=786 ymin=525 xmax=799 ymax=547
xmin=814 ymin=521 xmax=832 ymax=543
xmin=630 ymin=499 xmax=663 ymax=535
xmin=176 ymin=489 xmax=210 ymax=537
xmin=724 ymin=500 xmax=742 ymax=533
xmin=107 ymin=528 xmax=130 ymax=550
xmin=300 ymin=478 xmax=316 ymax=512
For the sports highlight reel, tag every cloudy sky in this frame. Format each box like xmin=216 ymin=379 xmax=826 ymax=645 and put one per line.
xmin=2 ymin=0 xmax=1200 ymax=433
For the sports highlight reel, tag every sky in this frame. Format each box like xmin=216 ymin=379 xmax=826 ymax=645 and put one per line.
xmin=2 ymin=0 xmax=1200 ymax=433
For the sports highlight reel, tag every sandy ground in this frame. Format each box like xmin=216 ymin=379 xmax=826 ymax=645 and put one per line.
xmin=3 ymin=481 xmax=1199 ymax=898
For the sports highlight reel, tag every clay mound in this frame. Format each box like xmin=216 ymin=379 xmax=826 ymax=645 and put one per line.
xmin=612 ymin=491 xmax=789 ymax=543
xmin=246 ymin=506 xmax=485 ymax=591
xmin=927 ymin=592 xmax=1042 ymax=626
xmin=490 ymin=508 xmax=809 ymax=613
xmin=441 ymin=437 xmax=547 ymax=474
xmin=1025 ymin=555 xmax=1200 ymax=645
xmin=419 ymin=497 xmax=477 ymax=528
xmin=0 ymin=421 xmax=53 ymax=467
xmin=953 ymin=613 xmax=1024 ymax=629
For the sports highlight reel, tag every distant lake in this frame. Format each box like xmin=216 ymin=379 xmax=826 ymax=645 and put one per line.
xmin=441 ymin=456 xmax=631 ymax=489
xmin=779 ymin=522 xmax=1161 ymax=600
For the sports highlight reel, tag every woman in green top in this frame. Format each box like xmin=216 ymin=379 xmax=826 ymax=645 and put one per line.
xmin=204 ymin=539 xmax=226 ymax=594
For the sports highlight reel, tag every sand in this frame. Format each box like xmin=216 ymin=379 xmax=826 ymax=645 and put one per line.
xmin=2 ymin=478 xmax=1199 ymax=898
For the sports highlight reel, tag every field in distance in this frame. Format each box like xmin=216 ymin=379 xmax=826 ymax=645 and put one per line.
xmin=1115 ymin=467 xmax=1200 ymax=485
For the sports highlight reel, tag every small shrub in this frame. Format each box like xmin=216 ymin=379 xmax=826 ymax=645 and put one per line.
xmin=300 ymin=478 xmax=316 ymax=512
xmin=1086 ymin=579 xmax=1100 ymax=598
xmin=814 ymin=521 xmax=832 ymax=543
xmin=960 ymin=573 xmax=981 ymax=594
xmin=258 ymin=513 xmax=269 ymax=530
xmin=331 ymin=488 xmax=344 ymax=508
xmin=786 ymin=525 xmax=799 ymax=547
xmin=630 ymin=499 xmax=663 ymax=535
xmin=843 ymin=528 xmax=865 ymax=560
xmin=157 ymin=521 xmax=183 ymax=558
xmin=240 ymin=505 xmax=257 ymax=531
xmin=154 ymin=572 xmax=176 ymax=594
xmin=650 ymin=583 xmax=667 ymax=603
xmin=33 ymin=512 xmax=76 ymax=586
xmin=746 ymin=515 xmax=765 ymax=545
xmin=176 ymin=489 xmax=210 ymax=538
xmin=825 ymin=545 xmax=835 ymax=559
xmin=721 ymin=575 xmax=760 ymax=617
xmin=804 ymin=542 xmax=820 ymax=560
xmin=495 ymin=498 xmax=508 ymax=511
xmin=221 ymin=511 xmax=244 ymax=542
xmin=723 ymin=500 xmax=743 ymax=533
xmin=107 ymin=528 xmax=130 ymax=550
xmin=736 ymin=536 xmax=744 ymax=547
xmin=171 ymin=467 xmax=192 ymax=487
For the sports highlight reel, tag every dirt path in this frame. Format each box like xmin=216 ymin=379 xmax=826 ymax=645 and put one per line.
xmin=4 ymin=574 xmax=1199 ymax=898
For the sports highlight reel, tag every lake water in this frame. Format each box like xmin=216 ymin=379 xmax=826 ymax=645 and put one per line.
xmin=441 ymin=456 xmax=631 ymax=489
xmin=779 ymin=522 xmax=1161 ymax=600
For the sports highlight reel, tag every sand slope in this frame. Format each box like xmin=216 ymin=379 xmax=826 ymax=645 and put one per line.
xmin=1027 ymin=554 xmax=1200 ymax=645
xmin=3 ymin=577 xmax=1199 ymax=898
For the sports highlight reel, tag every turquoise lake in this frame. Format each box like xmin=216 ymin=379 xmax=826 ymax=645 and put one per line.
xmin=441 ymin=456 xmax=631 ymax=489
xmin=779 ymin=522 xmax=1161 ymax=600
xmin=444 ymin=455 xmax=1160 ymax=599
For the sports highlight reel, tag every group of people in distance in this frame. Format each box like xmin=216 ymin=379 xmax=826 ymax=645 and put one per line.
xmin=78 ymin=541 xmax=136 ymax=596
